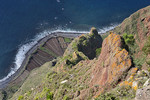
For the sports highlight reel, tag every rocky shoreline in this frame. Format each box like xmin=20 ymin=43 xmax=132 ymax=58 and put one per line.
xmin=0 ymin=32 xmax=83 ymax=89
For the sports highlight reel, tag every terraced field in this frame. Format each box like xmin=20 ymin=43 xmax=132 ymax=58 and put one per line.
xmin=26 ymin=36 xmax=73 ymax=71
xmin=0 ymin=33 xmax=82 ymax=99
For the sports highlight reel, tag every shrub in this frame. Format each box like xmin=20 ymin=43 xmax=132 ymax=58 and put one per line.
xmin=128 ymin=34 xmax=134 ymax=39
xmin=96 ymin=86 xmax=136 ymax=100
xmin=142 ymin=45 xmax=150 ymax=55
xmin=65 ymin=53 xmax=83 ymax=68
xmin=95 ymin=93 xmax=119 ymax=100
xmin=72 ymin=42 xmax=78 ymax=50
xmin=18 ymin=95 xmax=24 ymax=100
xmin=1 ymin=90 xmax=7 ymax=100
xmin=82 ymin=40 xmax=88 ymax=46
xmin=63 ymin=95 xmax=69 ymax=100
xmin=125 ymin=38 xmax=131 ymax=44
xmin=96 ymin=48 xmax=101 ymax=57
xmin=46 ymin=92 xmax=53 ymax=100
xmin=142 ymin=36 xmax=150 ymax=55
xmin=122 ymin=33 xmax=135 ymax=45
xmin=79 ymin=36 xmax=86 ymax=43
xmin=64 ymin=38 xmax=72 ymax=43
xmin=123 ymin=33 xmax=128 ymax=40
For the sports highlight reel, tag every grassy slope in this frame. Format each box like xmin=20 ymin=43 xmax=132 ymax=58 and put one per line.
xmin=113 ymin=6 xmax=150 ymax=69
xmin=10 ymin=29 xmax=103 ymax=100
xmin=10 ymin=33 xmax=137 ymax=100
xmin=10 ymin=61 xmax=53 ymax=100
xmin=10 ymin=59 xmax=97 ymax=100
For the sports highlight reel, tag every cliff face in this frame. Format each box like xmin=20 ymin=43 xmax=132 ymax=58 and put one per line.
xmin=7 ymin=5 xmax=150 ymax=100
xmin=114 ymin=6 xmax=150 ymax=49
xmin=113 ymin=6 xmax=150 ymax=73
xmin=11 ymin=31 xmax=135 ymax=100
xmin=91 ymin=33 xmax=132 ymax=94
xmin=64 ymin=27 xmax=102 ymax=59
xmin=57 ymin=27 xmax=103 ymax=70
xmin=112 ymin=5 xmax=150 ymax=100
xmin=9 ymin=29 xmax=149 ymax=100
xmin=10 ymin=28 xmax=104 ymax=100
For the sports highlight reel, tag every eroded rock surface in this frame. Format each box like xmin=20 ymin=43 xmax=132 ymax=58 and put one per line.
xmin=64 ymin=27 xmax=103 ymax=59
xmin=91 ymin=33 xmax=132 ymax=95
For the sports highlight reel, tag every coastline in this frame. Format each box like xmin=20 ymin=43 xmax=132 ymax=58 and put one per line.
xmin=0 ymin=23 xmax=118 ymax=88
xmin=0 ymin=32 xmax=83 ymax=89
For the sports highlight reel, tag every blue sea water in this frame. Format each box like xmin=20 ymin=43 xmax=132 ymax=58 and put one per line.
xmin=0 ymin=0 xmax=150 ymax=82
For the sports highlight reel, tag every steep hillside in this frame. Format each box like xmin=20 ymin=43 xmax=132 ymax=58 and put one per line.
xmin=114 ymin=6 xmax=150 ymax=47
xmin=10 ymin=28 xmax=142 ymax=100
xmin=0 ymin=35 xmax=75 ymax=100
xmin=90 ymin=33 xmax=132 ymax=96
xmin=114 ymin=6 xmax=150 ymax=70
xmin=10 ymin=28 xmax=103 ymax=100
xmin=4 ymin=5 xmax=150 ymax=100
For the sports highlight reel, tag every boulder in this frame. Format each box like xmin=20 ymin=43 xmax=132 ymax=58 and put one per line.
xmin=135 ymin=85 xmax=150 ymax=100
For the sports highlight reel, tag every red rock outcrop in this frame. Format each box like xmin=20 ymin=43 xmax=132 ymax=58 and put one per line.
xmin=90 ymin=33 xmax=132 ymax=96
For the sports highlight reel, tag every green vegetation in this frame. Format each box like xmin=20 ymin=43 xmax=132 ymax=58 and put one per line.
xmin=46 ymin=61 xmax=91 ymax=99
xmin=142 ymin=36 xmax=150 ymax=65
xmin=39 ymin=46 xmax=58 ymax=57
xmin=114 ymin=11 xmax=140 ymax=41
xmin=142 ymin=36 xmax=150 ymax=55
xmin=140 ymin=21 xmax=149 ymax=36
xmin=122 ymin=33 xmax=135 ymax=45
xmin=77 ymin=32 xmax=102 ymax=59
xmin=46 ymin=91 xmax=53 ymax=100
xmin=96 ymin=48 xmax=101 ymax=57
xmin=95 ymin=93 xmax=119 ymax=100
xmin=61 ymin=29 xmax=102 ymax=68
xmin=0 ymin=90 xmax=7 ymax=100
xmin=64 ymin=38 xmax=72 ymax=43
xmin=32 ymin=87 xmax=53 ymax=100
xmin=60 ymin=51 xmax=88 ymax=68
xmin=6 ymin=6 xmax=150 ymax=100
xmin=10 ymin=62 xmax=52 ymax=100
xmin=1 ymin=79 xmax=26 ymax=100
xmin=122 ymin=33 xmax=146 ymax=69
xmin=18 ymin=95 xmax=24 ymax=100
xmin=133 ymin=54 xmax=146 ymax=69
xmin=130 ymin=13 xmax=139 ymax=35
xmin=63 ymin=95 xmax=69 ymax=100
xmin=11 ymin=57 xmax=92 ymax=100
xmin=122 ymin=33 xmax=135 ymax=55
xmin=9 ymin=29 xmax=137 ymax=100
xmin=96 ymin=86 xmax=135 ymax=100
xmin=113 ymin=8 xmax=150 ymax=69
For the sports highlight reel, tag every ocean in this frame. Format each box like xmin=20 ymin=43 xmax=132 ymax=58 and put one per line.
xmin=0 ymin=0 xmax=150 ymax=82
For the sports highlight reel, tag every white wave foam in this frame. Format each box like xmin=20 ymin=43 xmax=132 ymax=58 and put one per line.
xmin=98 ymin=23 xmax=119 ymax=33
xmin=0 ymin=31 xmax=52 ymax=82
xmin=0 ymin=24 xmax=118 ymax=83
